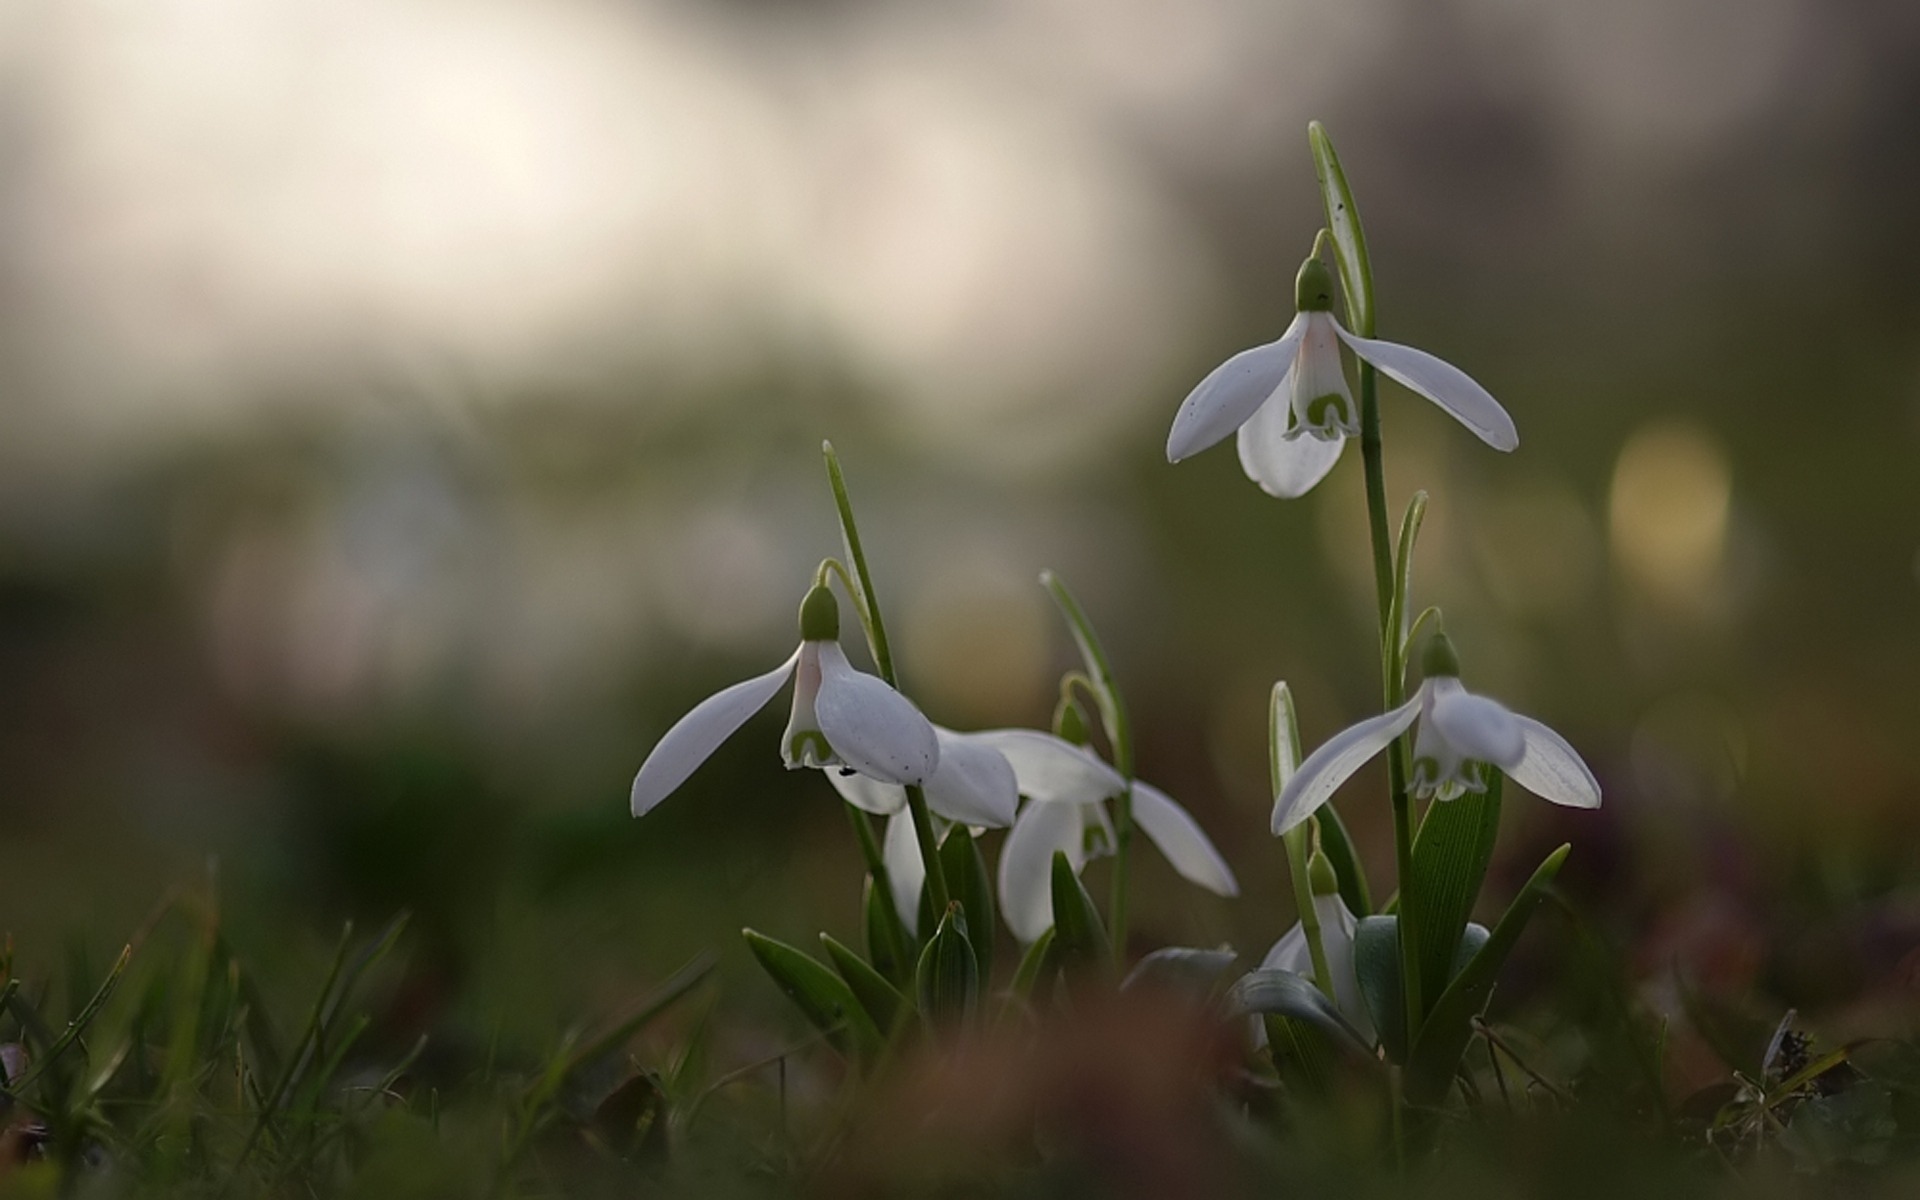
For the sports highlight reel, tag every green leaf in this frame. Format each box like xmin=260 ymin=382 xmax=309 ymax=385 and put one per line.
xmin=1388 ymin=491 xmax=1429 ymax=677
xmin=821 ymin=933 xmax=909 ymax=1035
xmin=743 ymin=929 xmax=882 ymax=1063
xmin=1010 ymin=928 xmax=1058 ymax=1001
xmin=1316 ymin=803 xmax=1373 ymax=916
xmin=1040 ymin=571 xmax=1129 ymax=771
xmin=1407 ymin=774 xmax=1504 ymax=1002
xmin=864 ymin=875 xmax=913 ymax=987
xmin=1048 ymin=851 xmax=1112 ymax=974
xmin=1352 ymin=916 xmax=1406 ymax=1064
xmin=1404 ymin=844 xmax=1569 ymax=1107
xmin=1119 ymin=946 xmax=1237 ymax=996
xmin=821 ymin=441 xmax=894 ymax=681
xmin=915 ymin=904 xmax=979 ymax=1027
xmin=1266 ymin=1015 xmax=1344 ymax=1095
xmin=939 ymin=827 xmax=996 ymax=985
xmin=1224 ymin=969 xmax=1371 ymax=1058
xmin=1307 ymin=120 xmax=1374 ymax=336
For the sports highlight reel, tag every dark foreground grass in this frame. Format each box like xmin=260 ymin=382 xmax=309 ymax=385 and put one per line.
xmin=4 ymin=883 xmax=1920 ymax=1198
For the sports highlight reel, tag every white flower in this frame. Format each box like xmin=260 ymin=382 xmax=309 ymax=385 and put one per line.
xmin=1252 ymin=891 xmax=1374 ymax=1046
xmin=1270 ymin=637 xmax=1601 ymax=837
xmin=970 ymin=729 xmax=1240 ymax=943
xmin=1165 ymin=255 xmax=1518 ymax=498
xmin=824 ymin=726 xmax=1022 ymax=935
xmin=629 ymin=587 xmax=939 ymax=817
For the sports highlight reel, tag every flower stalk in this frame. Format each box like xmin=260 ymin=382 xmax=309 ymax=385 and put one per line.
xmin=823 ymin=441 xmax=950 ymax=913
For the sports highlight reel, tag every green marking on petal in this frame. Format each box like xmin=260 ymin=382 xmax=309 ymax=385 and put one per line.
xmin=1305 ymin=393 xmax=1351 ymax=430
xmin=788 ymin=730 xmax=833 ymax=766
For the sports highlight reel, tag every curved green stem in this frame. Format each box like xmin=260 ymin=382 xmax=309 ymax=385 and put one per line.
xmin=823 ymin=441 xmax=949 ymax=913
xmin=1041 ymin=571 xmax=1135 ymax=959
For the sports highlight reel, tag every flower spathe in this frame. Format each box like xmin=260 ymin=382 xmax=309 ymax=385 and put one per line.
xmin=971 ymin=729 xmax=1240 ymax=943
xmin=1165 ymin=255 xmax=1518 ymax=498
xmin=629 ymin=587 xmax=939 ymax=818
xmin=1271 ymin=639 xmax=1601 ymax=836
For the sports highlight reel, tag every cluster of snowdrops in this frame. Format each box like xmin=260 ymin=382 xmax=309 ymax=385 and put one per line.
xmin=626 ymin=124 xmax=1603 ymax=1116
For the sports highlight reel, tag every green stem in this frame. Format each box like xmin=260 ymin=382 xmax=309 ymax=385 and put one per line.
xmin=1283 ymin=827 xmax=1334 ymax=999
xmin=1358 ymin=361 xmax=1424 ymax=1052
xmin=843 ymin=805 xmax=913 ymax=967
xmin=1041 ymin=572 xmax=1134 ymax=959
xmin=823 ymin=442 xmax=949 ymax=910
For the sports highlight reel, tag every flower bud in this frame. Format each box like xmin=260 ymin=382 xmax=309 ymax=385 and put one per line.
xmin=1053 ymin=694 xmax=1091 ymax=746
xmin=798 ymin=585 xmax=840 ymax=642
xmin=1421 ymin=631 xmax=1462 ymax=679
xmin=1307 ymin=847 xmax=1340 ymax=896
xmin=1294 ymin=255 xmax=1336 ymax=313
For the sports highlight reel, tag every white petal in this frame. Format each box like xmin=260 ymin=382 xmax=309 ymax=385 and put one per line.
xmin=1260 ymin=924 xmax=1311 ymax=974
xmin=924 ymin=731 xmax=1019 ymax=828
xmin=1129 ymin=781 xmax=1238 ymax=897
xmin=1236 ymin=389 xmax=1345 ymax=498
xmin=1425 ymin=678 xmax=1526 ymax=769
xmin=824 ymin=767 xmax=906 ymax=815
xmin=996 ymin=799 xmax=1087 ymax=943
xmin=1334 ymin=326 xmax=1518 ymax=452
xmin=812 ymin=642 xmax=940 ymax=785
xmin=1271 ymin=693 xmax=1423 ymax=835
xmin=883 ymin=811 xmax=925 ymax=935
xmin=1166 ymin=314 xmax=1308 ymax=462
xmin=1313 ymin=894 xmax=1374 ymax=1043
xmin=1288 ymin=313 xmax=1358 ymax=436
xmin=630 ymin=648 xmax=799 ymax=817
xmin=1507 ymin=716 xmax=1602 ymax=809
xmin=966 ymin=729 xmax=1126 ymax=805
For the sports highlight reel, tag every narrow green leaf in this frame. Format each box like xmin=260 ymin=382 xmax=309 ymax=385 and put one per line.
xmin=863 ymin=875 xmax=913 ymax=987
xmin=1408 ymin=774 xmax=1504 ymax=1001
xmin=1316 ymin=803 xmax=1373 ymax=916
xmin=939 ymin=827 xmax=996 ymax=985
xmin=1352 ymin=917 xmax=1406 ymax=1064
xmin=1224 ymin=969 xmax=1371 ymax=1058
xmin=743 ymin=929 xmax=882 ymax=1063
xmin=1040 ymin=571 xmax=1130 ymax=772
xmin=1120 ymin=947 xmax=1237 ymax=996
xmin=821 ymin=934 xmax=908 ymax=1034
xmin=1388 ymin=491 xmax=1429 ymax=676
xmin=821 ymin=441 xmax=893 ymax=681
xmin=1048 ymin=852 xmax=1111 ymax=973
xmin=915 ymin=905 xmax=979 ymax=1027
xmin=1404 ymin=844 xmax=1570 ymax=1106
xmin=1266 ymin=1015 xmax=1344 ymax=1096
xmin=1010 ymin=928 xmax=1057 ymax=1001
xmin=1307 ymin=121 xmax=1374 ymax=336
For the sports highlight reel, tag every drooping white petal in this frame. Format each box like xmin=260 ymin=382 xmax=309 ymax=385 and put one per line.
xmin=1313 ymin=893 xmax=1374 ymax=1043
xmin=1288 ymin=312 xmax=1358 ymax=438
xmin=1236 ymin=386 xmax=1345 ymax=498
xmin=883 ymin=810 xmax=925 ymax=934
xmin=1334 ymin=326 xmax=1518 ymax=452
xmin=1507 ymin=716 xmax=1602 ymax=809
xmin=1166 ymin=314 xmax=1309 ymax=462
xmin=824 ymin=767 xmax=906 ymax=815
xmin=630 ymin=648 xmax=800 ymax=817
xmin=812 ymin=641 xmax=940 ymax=785
xmin=1129 ymin=781 xmax=1239 ymax=897
xmin=923 ymin=730 xmax=1020 ymax=828
xmin=1425 ymin=678 xmax=1526 ymax=769
xmin=996 ymin=799 xmax=1088 ymax=943
xmin=967 ymin=729 xmax=1126 ymax=805
xmin=1272 ymin=693 xmax=1423 ymax=835
xmin=1260 ymin=924 xmax=1310 ymax=974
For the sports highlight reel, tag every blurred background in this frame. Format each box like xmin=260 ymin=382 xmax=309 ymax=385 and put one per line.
xmin=0 ymin=0 xmax=1917 ymax=1083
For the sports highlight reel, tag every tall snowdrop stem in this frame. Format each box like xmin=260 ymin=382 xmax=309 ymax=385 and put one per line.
xmin=843 ymin=804 xmax=912 ymax=966
xmin=1042 ymin=572 xmax=1135 ymax=960
xmin=823 ymin=441 xmax=949 ymax=912
xmin=1272 ymin=683 xmax=1332 ymax=997
xmin=1311 ymin=120 xmax=1425 ymax=1053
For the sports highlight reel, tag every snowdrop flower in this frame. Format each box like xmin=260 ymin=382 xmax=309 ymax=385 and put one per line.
xmin=1166 ymin=253 xmax=1518 ymax=498
xmin=825 ymin=728 xmax=1020 ymax=933
xmin=1271 ymin=633 xmax=1601 ymax=836
xmin=1253 ymin=860 xmax=1373 ymax=1046
xmin=629 ymin=586 xmax=938 ymax=817
xmin=970 ymin=729 xmax=1240 ymax=943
